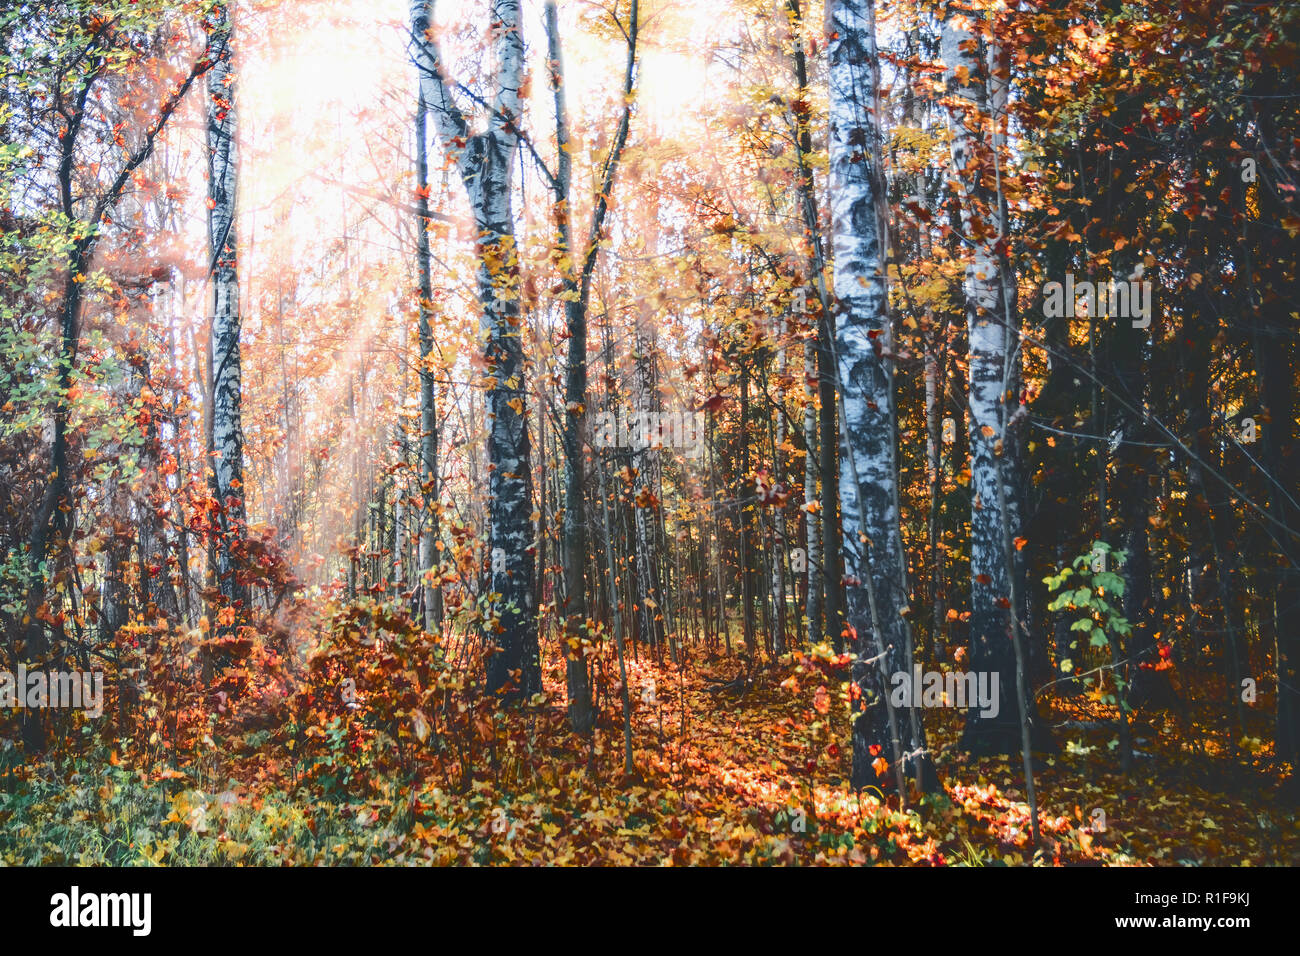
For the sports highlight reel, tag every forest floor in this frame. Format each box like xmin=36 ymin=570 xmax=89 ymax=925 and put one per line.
xmin=461 ymin=649 xmax=1300 ymax=866
xmin=2 ymin=647 xmax=1296 ymax=865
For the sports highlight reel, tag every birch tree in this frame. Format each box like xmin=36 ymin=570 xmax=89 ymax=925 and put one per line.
xmin=206 ymin=1 xmax=247 ymax=614
xmin=827 ymin=0 xmax=933 ymax=792
xmin=784 ymin=0 xmax=827 ymax=650
xmin=941 ymin=3 xmax=1012 ymax=752
xmin=940 ymin=4 xmax=1038 ymax=767
xmin=411 ymin=0 xmax=539 ymax=698
xmin=413 ymin=85 xmax=442 ymax=634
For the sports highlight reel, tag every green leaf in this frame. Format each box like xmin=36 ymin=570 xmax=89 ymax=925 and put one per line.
xmin=1094 ymin=571 xmax=1125 ymax=596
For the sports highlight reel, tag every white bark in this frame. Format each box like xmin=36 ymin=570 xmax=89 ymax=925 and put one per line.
xmin=206 ymin=2 xmax=246 ymax=609
xmin=828 ymin=0 xmax=930 ymax=791
xmin=412 ymin=0 xmax=538 ymax=695
xmin=941 ymin=4 xmax=1023 ymax=752
xmin=414 ymin=85 xmax=442 ymax=633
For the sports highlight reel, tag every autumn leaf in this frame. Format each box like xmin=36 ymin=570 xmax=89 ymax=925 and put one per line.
xmin=411 ymin=709 xmax=430 ymax=743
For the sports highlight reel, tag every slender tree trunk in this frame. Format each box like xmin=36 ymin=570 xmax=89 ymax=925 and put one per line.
xmin=818 ymin=332 xmax=846 ymax=652
xmin=598 ymin=458 xmax=635 ymax=775
xmin=1182 ymin=307 xmax=1247 ymax=732
xmin=632 ymin=323 xmax=666 ymax=652
xmin=136 ymin=359 xmax=180 ymax=621
xmin=413 ymin=88 xmax=443 ymax=633
xmin=771 ymin=317 xmax=789 ymax=656
xmin=739 ymin=366 xmax=757 ymax=659
xmin=829 ymin=0 xmax=934 ymax=793
xmin=787 ymin=1 xmax=827 ymax=653
xmin=545 ymin=0 xmax=638 ymax=730
xmin=207 ymin=1 xmax=247 ymax=615
xmin=802 ymin=337 xmax=823 ymax=646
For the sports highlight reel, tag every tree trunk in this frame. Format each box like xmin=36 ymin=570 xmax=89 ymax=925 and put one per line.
xmin=413 ymin=0 xmax=538 ymax=699
xmin=829 ymin=0 xmax=935 ymax=793
xmin=206 ymin=1 xmax=248 ymax=615
xmin=802 ymin=337 xmax=823 ymax=646
xmin=413 ymin=87 xmax=443 ymax=633
xmin=632 ymin=322 xmax=666 ymax=653
xmin=544 ymin=0 xmax=638 ymax=730
xmin=941 ymin=3 xmax=1032 ymax=755
xmin=784 ymin=0 xmax=845 ymax=654
xmin=136 ymin=359 xmax=180 ymax=622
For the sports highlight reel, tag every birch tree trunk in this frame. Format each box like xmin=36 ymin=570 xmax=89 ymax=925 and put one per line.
xmin=206 ymin=1 xmax=248 ymax=613
xmin=941 ymin=3 xmax=1027 ymax=754
xmin=828 ymin=0 xmax=933 ymax=792
xmin=412 ymin=0 xmax=538 ymax=698
xmin=413 ymin=87 xmax=442 ymax=634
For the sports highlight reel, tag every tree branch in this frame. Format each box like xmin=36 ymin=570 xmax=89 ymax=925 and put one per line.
xmin=88 ymin=41 xmax=217 ymax=245
xmin=410 ymin=0 xmax=470 ymax=158
xmin=579 ymin=0 xmax=639 ymax=299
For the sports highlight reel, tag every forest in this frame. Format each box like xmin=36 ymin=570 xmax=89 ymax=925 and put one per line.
xmin=0 ymin=0 xmax=1297 ymax=871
